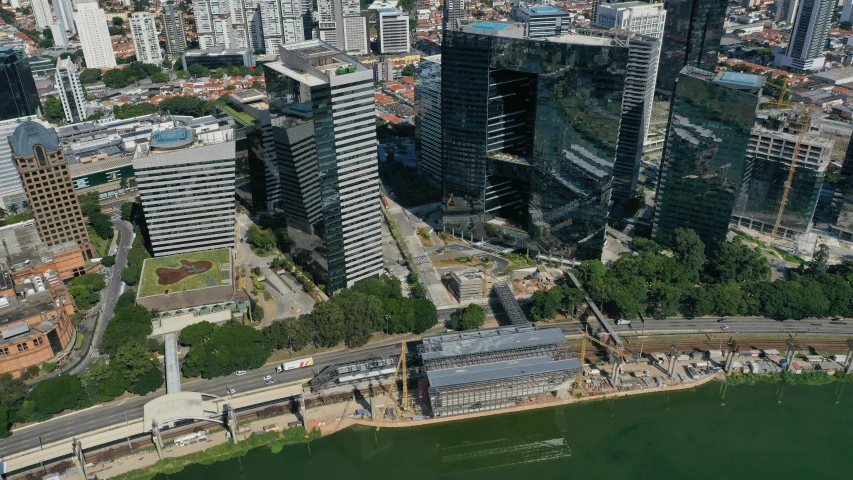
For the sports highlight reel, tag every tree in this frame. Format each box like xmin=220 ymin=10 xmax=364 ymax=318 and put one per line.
xmin=79 ymin=68 xmax=102 ymax=84
xmin=78 ymin=191 xmax=102 ymax=216
xmin=338 ymin=291 xmax=383 ymax=348
xmin=309 ymin=301 xmax=346 ymax=347
xmin=251 ymin=302 xmax=264 ymax=321
xmin=120 ymin=201 xmax=134 ymax=221
xmin=69 ymin=273 xmax=107 ymax=292
xmin=113 ymin=342 xmax=154 ymax=383
xmin=6 ymin=203 xmax=17 ymax=216
xmin=575 ymin=260 xmax=607 ymax=302
xmin=43 ymin=97 xmax=64 ymax=122
xmin=70 ymin=284 xmax=100 ymax=309
xmin=531 ymin=288 xmax=563 ymax=321
xmin=670 ymin=228 xmax=705 ymax=283
xmin=158 ymin=96 xmax=216 ymax=117
xmin=112 ymin=17 xmax=124 ymax=26
xmin=179 ymin=321 xmax=217 ymax=347
xmin=247 ymin=224 xmax=277 ymax=252
xmin=27 ymin=375 xmax=85 ymax=420
xmin=101 ymin=255 xmax=115 ymax=267
xmin=176 ymin=70 xmax=190 ymax=79
xmin=842 ymin=21 xmax=853 ymax=30
xmin=115 ymin=289 xmax=137 ymax=311
xmin=181 ymin=322 xmax=270 ymax=378
xmin=264 ymin=317 xmax=312 ymax=351
xmin=450 ymin=304 xmax=486 ymax=331
xmin=114 ymin=102 xmax=159 ymax=119
xmin=647 ymin=282 xmax=681 ymax=319
xmin=127 ymin=363 xmax=163 ymax=395
xmin=89 ymin=212 xmax=114 ymax=239
xmin=704 ymin=239 xmax=770 ymax=283
xmin=101 ymin=304 xmax=154 ymax=355
xmin=0 ymin=373 xmax=26 ymax=409
xmin=402 ymin=64 xmax=415 ymax=76
xmin=150 ymin=71 xmax=170 ymax=83
xmin=804 ymin=244 xmax=829 ymax=277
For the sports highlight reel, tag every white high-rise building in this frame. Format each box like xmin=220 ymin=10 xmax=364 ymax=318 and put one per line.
xmin=76 ymin=0 xmax=117 ymax=69
xmin=232 ymin=0 xmax=264 ymax=52
xmin=133 ymin=127 xmax=236 ymax=256
xmin=374 ymin=5 xmax=410 ymax=53
xmin=31 ymin=0 xmax=53 ymax=30
xmin=775 ymin=0 xmax=800 ymax=24
xmin=193 ymin=0 xmax=236 ymax=49
xmin=774 ymin=0 xmax=833 ymax=71
xmin=263 ymin=41 xmax=383 ymax=291
xmin=50 ymin=23 xmax=70 ymax=47
xmin=160 ymin=5 xmax=188 ymax=56
xmin=342 ymin=15 xmax=369 ymax=55
xmin=55 ymin=0 xmax=76 ymax=34
xmin=55 ymin=58 xmax=86 ymax=123
xmin=317 ymin=0 xmax=340 ymax=46
xmin=842 ymin=0 xmax=853 ymax=24
xmin=595 ymin=2 xmax=666 ymax=39
xmin=259 ymin=0 xmax=304 ymax=53
xmin=130 ymin=12 xmax=163 ymax=65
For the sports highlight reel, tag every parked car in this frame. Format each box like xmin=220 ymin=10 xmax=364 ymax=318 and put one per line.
xmin=718 ymin=317 xmax=728 ymax=323
xmin=226 ymin=387 xmax=236 ymax=395
xmin=615 ymin=319 xmax=631 ymax=325
xmin=236 ymin=370 xmax=247 ymax=376
xmin=263 ymin=375 xmax=272 ymax=381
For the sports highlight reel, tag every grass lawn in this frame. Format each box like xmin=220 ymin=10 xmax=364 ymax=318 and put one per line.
xmin=138 ymin=248 xmax=232 ymax=298
xmin=379 ymin=163 xmax=440 ymax=207
xmin=433 ymin=255 xmax=495 ymax=270
xmin=87 ymin=227 xmax=112 ymax=258
xmin=219 ymin=103 xmax=257 ymax=126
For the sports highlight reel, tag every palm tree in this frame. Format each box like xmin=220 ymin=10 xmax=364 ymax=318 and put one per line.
xmin=7 ymin=203 xmax=18 ymax=215
xmin=128 ymin=178 xmax=137 ymax=190
xmin=20 ymin=200 xmax=28 ymax=211
xmin=120 ymin=177 xmax=127 ymax=190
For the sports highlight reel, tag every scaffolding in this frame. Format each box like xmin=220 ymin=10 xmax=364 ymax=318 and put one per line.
xmin=493 ymin=281 xmax=529 ymax=326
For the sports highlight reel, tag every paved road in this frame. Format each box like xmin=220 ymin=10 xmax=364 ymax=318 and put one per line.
xmin=0 ymin=343 xmax=399 ymax=458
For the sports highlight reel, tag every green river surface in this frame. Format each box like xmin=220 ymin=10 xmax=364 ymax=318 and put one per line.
xmin=155 ymin=381 xmax=852 ymax=479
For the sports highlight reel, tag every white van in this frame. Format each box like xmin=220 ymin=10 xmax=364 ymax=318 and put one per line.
xmin=615 ymin=319 xmax=632 ymax=325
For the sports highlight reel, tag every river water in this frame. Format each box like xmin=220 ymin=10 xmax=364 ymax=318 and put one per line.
xmin=155 ymin=381 xmax=851 ymax=479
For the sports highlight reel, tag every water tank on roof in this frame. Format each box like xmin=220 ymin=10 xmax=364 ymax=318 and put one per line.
xmin=25 ymin=289 xmax=35 ymax=296
xmin=36 ymin=286 xmax=46 ymax=292
xmin=23 ymin=278 xmax=32 ymax=284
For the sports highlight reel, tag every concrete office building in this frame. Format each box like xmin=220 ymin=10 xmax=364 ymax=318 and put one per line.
xmin=443 ymin=0 xmax=465 ymax=33
xmin=511 ymin=5 xmax=570 ymax=39
xmin=161 ymin=5 xmax=189 ymax=56
xmin=182 ymin=47 xmax=255 ymax=70
xmin=76 ymin=0 xmax=117 ymax=69
xmin=342 ymin=13 xmax=370 ymax=55
xmin=595 ymin=2 xmax=666 ymax=39
xmin=658 ymin=0 xmax=727 ymax=96
xmin=54 ymin=59 xmax=86 ymax=123
xmin=652 ymin=69 xmax=764 ymax=250
xmin=774 ymin=0 xmax=832 ymax=71
xmin=133 ymin=127 xmax=236 ymax=257
xmin=375 ymin=7 xmax=410 ymax=54
xmin=416 ymin=54 xmax=441 ymax=188
xmin=130 ymin=12 xmax=163 ymax=65
xmin=732 ymin=119 xmax=831 ymax=239
xmin=263 ymin=40 xmax=382 ymax=291
xmin=31 ymin=0 xmax=52 ymax=30
xmin=0 ymin=117 xmax=43 ymax=212
xmin=193 ymin=0 xmax=236 ymax=49
xmin=9 ymin=122 xmax=94 ymax=259
xmin=442 ymin=22 xmax=630 ymax=262
xmin=317 ymin=0 xmax=367 ymax=54
xmin=0 ymin=47 xmax=41 ymax=121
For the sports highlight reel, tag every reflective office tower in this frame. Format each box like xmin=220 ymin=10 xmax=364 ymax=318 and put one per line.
xmin=596 ymin=2 xmax=666 ymax=39
xmin=0 ymin=116 xmax=43 ymax=212
xmin=264 ymin=41 xmax=382 ymax=291
xmin=76 ymin=0 xmax=117 ymax=69
xmin=130 ymin=13 xmax=163 ymax=65
xmin=416 ymin=54 xmax=441 ymax=188
xmin=732 ymin=113 xmax=830 ymax=239
xmin=259 ymin=0 xmax=305 ymax=53
xmin=774 ymin=0 xmax=832 ymax=71
xmin=443 ymin=0 xmax=465 ymax=32
xmin=193 ymin=0 xmax=236 ymax=49
xmin=55 ymin=0 xmax=75 ymax=34
xmin=776 ymin=0 xmax=800 ymax=24
xmin=10 ymin=122 xmax=94 ymax=259
xmin=581 ymin=28 xmax=661 ymax=202
xmin=652 ymin=68 xmax=763 ymax=249
xmin=55 ymin=59 xmax=86 ymax=123
xmin=132 ymin=128 xmax=236 ymax=256
xmin=50 ymin=23 xmax=70 ymax=48
xmin=31 ymin=0 xmax=52 ymax=30
xmin=511 ymin=5 xmax=570 ymax=39
xmin=0 ymin=47 xmax=41 ymax=121
xmin=843 ymin=0 xmax=853 ymax=24
xmin=376 ymin=7 xmax=411 ymax=53
xmin=830 ymin=133 xmax=853 ymax=242
xmin=161 ymin=5 xmax=188 ymax=56
xmin=442 ymin=22 xmax=630 ymax=261
xmin=657 ymin=0 xmax=726 ymax=97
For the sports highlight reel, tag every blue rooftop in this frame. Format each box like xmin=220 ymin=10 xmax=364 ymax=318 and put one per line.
xmin=715 ymin=71 xmax=765 ymax=89
xmin=379 ymin=7 xmax=396 ymax=12
xmin=150 ymin=128 xmax=195 ymax=149
xmin=471 ymin=21 xmax=509 ymax=31
xmin=529 ymin=5 xmax=563 ymax=14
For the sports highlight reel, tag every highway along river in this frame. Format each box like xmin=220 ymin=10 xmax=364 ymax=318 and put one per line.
xmin=156 ymin=381 xmax=852 ymax=479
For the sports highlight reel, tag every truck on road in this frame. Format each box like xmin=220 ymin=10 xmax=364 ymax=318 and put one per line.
xmin=275 ymin=357 xmax=314 ymax=373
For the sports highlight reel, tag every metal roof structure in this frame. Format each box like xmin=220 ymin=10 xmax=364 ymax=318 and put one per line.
xmin=420 ymin=326 xmax=565 ymax=360
xmin=10 ymin=121 xmax=60 ymax=157
xmin=427 ymin=356 xmax=582 ymax=388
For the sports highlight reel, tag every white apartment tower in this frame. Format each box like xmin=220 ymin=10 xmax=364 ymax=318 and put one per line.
xmin=130 ymin=13 xmax=163 ymax=65
xmin=31 ymin=0 xmax=53 ymax=30
xmin=259 ymin=0 xmax=305 ymax=53
xmin=160 ymin=5 xmax=188 ymax=56
xmin=55 ymin=58 xmax=86 ymax=123
xmin=595 ymin=2 xmax=666 ymax=39
xmin=842 ymin=0 xmax=853 ymax=24
xmin=50 ymin=23 xmax=70 ymax=48
xmin=232 ymin=0 xmax=265 ymax=52
xmin=774 ymin=0 xmax=833 ymax=71
xmin=133 ymin=127 xmax=236 ymax=256
xmin=76 ymin=0 xmax=117 ymax=69
xmin=376 ymin=7 xmax=410 ymax=53
xmin=775 ymin=0 xmax=800 ymax=24
xmin=55 ymin=0 xmax=76 ymax=34
xmin=263 ymin=41 xmax=383 ymax=291
xmin=193 ymin=0 xmax=236 ymax=49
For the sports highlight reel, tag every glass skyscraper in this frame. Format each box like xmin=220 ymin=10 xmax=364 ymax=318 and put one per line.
xmin=830 ymin=134 xmax=853 ymax=242
xmin=652 ymin=68 xmax=764 ymax=250
xmin=442 ymin=22 xmax=629 ymax=261
xmin=0 ymin=47 xmax=41 ymax=121
xmin=657 ymin=0 xmax=727 ymax=97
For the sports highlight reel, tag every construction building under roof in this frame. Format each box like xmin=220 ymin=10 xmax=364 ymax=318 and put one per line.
xmin=421 ymin=326 xmax=581 ymax=417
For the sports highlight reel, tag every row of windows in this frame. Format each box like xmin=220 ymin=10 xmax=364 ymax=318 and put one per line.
xmin=0 ymin=337 xmax=45 ymax=356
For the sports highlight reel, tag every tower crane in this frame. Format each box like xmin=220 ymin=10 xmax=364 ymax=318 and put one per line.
xmin=380 ymin=341 xmax=408 ymax=422
xmin=577 ymin=330 xmax=627 ymax=387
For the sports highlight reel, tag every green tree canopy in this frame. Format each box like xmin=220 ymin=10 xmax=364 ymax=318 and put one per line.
xmin=78 ymin=191 xmax=102 ymax=216
xmin=670 ymin=228 xmax=705 ymax=283
xmin=27 ymin=375 xmax=85 ymax=420
xmin=179 ymin=321 xmax=218 ymax=347
xmin=450 ymin=304 xmax=486 ymax=331
xmin=705 ymin=239 xmax=770 ymax=283
xmin=101 ymin=304 xmax=154 ymax=355
xmin=79 ymin=68 xmax=102 ymax=84
xmin=182 ymin=322 xmax=270 ymax=378
xmin=89 ymin=212 xmax=114 ymax=240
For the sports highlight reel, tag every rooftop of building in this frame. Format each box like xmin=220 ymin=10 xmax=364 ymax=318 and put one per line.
xmin=266 ymin=40 xmax=370 ymax=87
xmin=420 ymin=325 xmax=566 ymax=360
xmin=184 ymin=47 xmax=251 ymax=57
xmin=137 ymin=248 xmax=233 ymax=299
xmin=517 ymin=4 xmax=569 ymax=15
xmin=68 ymin=155 xmax=133 ymax=178
xmin=450 ymin=271 xmax=485 ymax=283
xmin=0 ymin=221 xmax=79 ymax=272
xmin=133 ymin=125 xmax=234 ymax=159
xmin=0 ymin=290 xmax=57 ymax=327
xmin=426 ymin=356 xmax=582 ymax=388
xmin=10 ymin=121 xmax=60 ymax=157
xmin=229 ymin=89 xmax=267 ymax=104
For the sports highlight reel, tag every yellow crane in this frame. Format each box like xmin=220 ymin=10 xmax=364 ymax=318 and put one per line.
xmin=381 ymin=341 xmax=408 ymax=422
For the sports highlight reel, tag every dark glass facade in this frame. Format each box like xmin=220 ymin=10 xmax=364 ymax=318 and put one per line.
xmin=657 ymin=0 xmax=727 ymax=96
xmin=652 ymin=68 xmax=763 ymax=250
xmin=442 ymin=31 xmax=629 ymax=261
xmin=0 ymin=47 xmax=41 ymax=121
xmin=831 ymin=134 xmax=853 ymax=241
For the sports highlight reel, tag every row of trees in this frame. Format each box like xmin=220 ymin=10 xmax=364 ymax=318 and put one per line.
xmin=101 ymin=62 xmax=165 ymax=88
xmin=559 ymin=228 xmax=853 ymax=321
xmin=119 ymin=202 xmax=151 ymax=286
xmin=0 ymin=290 xmax=163 ymax=436
xmin=68 ymin=273 xmax=106 ymax=310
